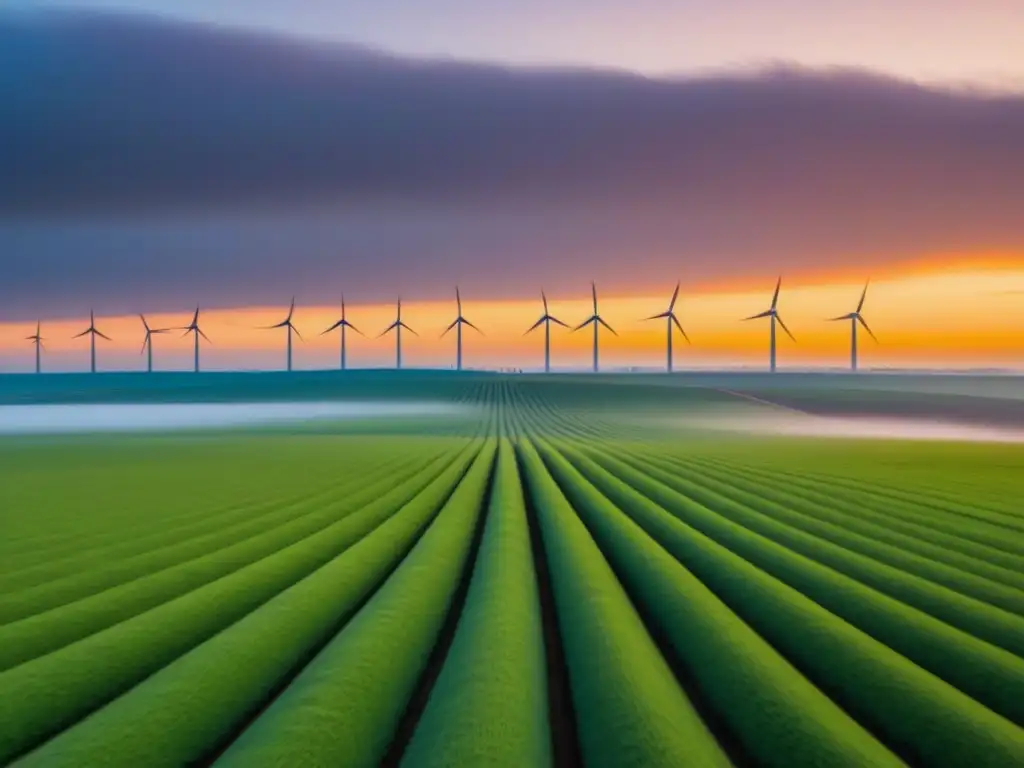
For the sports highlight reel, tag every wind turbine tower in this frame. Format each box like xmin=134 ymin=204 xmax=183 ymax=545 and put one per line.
xmin=26 ymin=321 xmax=44 ymax=374
xmin=73 ymin=310 xmax=111 ymax=373
xmin=830 ymin=281 xmax=877 ymax=371
xmin=378 ymin=298 xmax=417 ymax=369
xmin=743 ymin=277 xmax=795 ymax=373
xmin=441 ymin=287 xmax=482 ymax=371
xmin=572 ymin=282 xmax=617 ymax=373
xmin=644 ymin=281 xmax=690 ymax=373
xmin=140 ymin=314 xmax=169 ymax=373
xmin=263 ymin=298 xmax=302 ymax=372
xmin=525 ymin=290 xmax=568 ymax=372
xmin=321 ymin=294 xmax=363 ymax=370
xmin=181 ymin=307 xmax=211 ymax=373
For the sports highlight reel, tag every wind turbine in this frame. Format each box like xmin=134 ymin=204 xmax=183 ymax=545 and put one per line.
xmin=644 ymin=281 xmax=690 ymax=373
xmin=378 ymin=297 xmax=417 ymax=369
xmin=73 ymin=310 xmax=111 ymax=373
xmin=572 ymin=282 xmax=617 ymax=373
xmin=525 ymin=290 xmax=568 ymax=373
xmin=743 ymin=276 xmax=795 ymax=373
xmin=440 ymin=287 xmax=482 ymax=371
xmin=180 ymin=307 xmax=211 ymax=373
xmin=139 ymin=314 xmax=170 ymax=373
xmin=262 ymin=298 xmax=302 ymax=372
xmin=321 ymin=294 xmax=364 ymax=371
xmin=26 ymin=321 xmax=44 ymax=374
xmin=829 ymin=280 xmax=877 ymax=372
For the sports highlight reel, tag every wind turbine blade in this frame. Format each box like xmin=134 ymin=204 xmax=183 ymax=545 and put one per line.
xmin=828 ymin=313 xmax=854 ymax=321
xmin=548 ymin=315 xmax=570 ymax=328
xmin=771 ymin=276 xmax=782 ymax=310
xmin=858 ymin=314 xmax=878 ymax=342
xmin=152 ymin=328 xmax=170 ymax=334
xmin=140 ymin=336 xmax=149 ymax=355
xmin=139 ymin=313 xmax=150 ymax=331
xmin=347 ymin=322 xmax=365 ymax=337
xmin=645 ymin=311 xmax=670 ymax=321
xmin=591 ymin=282 xmax=598 ymax=314
xmin=191 ymin=308 xmax=200 ymax=325
xmin=525 ymin=316 xmax=545 ymax=335
xmin=542 ymin=290 xmax=549 ymax=314
xmin=857 ymin=280 xmax=870 ymax=313
xmin=440 ymin=319 xmax=457 ymax=338
xmin=463 ymin=318 xmax=483 ymax=334
xmin=321 ymin=320 xmax=343 ymax=335
xmin=597 ymin=317 xmax=618 ymax=336
xmin=198 ymin=328 xmax=211 ymax=343
xmin=286 ymin=297 xmax=295 ymax=322
xmin=73 ymin=328 xmax=91 ymax=338
xmin=399 ymin=322 xmax=419 ymax=336
xmin=291 ymin=326 xmax=303 ymax=342
xmin=672 ymin=314 xmax=691 ymax=343
xmin=776 ymin=315 xmax=796 ymax=342
xmin=181 ymin=328 xmax=192 ymax=338
xmin=669 ymin=281 xmax=680 ymax=311
xmin=95 ymin=330 xmax=112 ymax=342
xmin=267 ymin=319 xmax=290 ymax=329
xmin=572 ymin=316 xmax=596 ymax=332
xmin=743 ymin=310 xmax=773 ymax=321
xmin=376 ymin=321 xmax=398 ymax=339
xmin=456 ymin=286 xmax=462 ymax=315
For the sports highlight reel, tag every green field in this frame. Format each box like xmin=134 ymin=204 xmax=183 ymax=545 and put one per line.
xmin=1 ymin=374 xmax=1023 ymax=767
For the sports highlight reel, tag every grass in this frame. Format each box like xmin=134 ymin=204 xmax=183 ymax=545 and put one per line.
xmin=0 ymin=372 xmax=1022 ymax=766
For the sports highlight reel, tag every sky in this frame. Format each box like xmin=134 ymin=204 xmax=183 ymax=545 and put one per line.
xmin=1 ymin=3 xmax=1022 ymax=371
xmin=3 ymin=267 xmax=1022 ymax=373
xmin=19 ymin=1 xmax=1024 ymax=86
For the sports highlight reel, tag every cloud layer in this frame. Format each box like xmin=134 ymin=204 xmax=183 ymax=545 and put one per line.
xmin=1 ymin=9 xmax=1023 ymax=319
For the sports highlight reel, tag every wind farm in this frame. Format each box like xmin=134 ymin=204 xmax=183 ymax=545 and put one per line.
xmin=2 ymin=5 xmax=1023 ymax=766
xmin=7 ymin=275 xmax=1020 ymax=375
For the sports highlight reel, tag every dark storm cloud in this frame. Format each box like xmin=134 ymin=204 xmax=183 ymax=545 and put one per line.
xmin=1 ymin=8 xmax=1023 ymax=320
xmin=4 ymin=7 xmax=1024 ymax=216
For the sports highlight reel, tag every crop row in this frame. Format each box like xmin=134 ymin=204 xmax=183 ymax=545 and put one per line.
xmin=503 ymin=395 xmax=1024 ymax=764
xmin=1 ymin=439 xmax=481 ymax=764
xmin=677 ymin=453 xmax=1024 ymax=583
xmin=525 ymin=433 xmax=1023 ymax=766
xmin=628 ymin=449 xmax=1024 ymax=618
xmin=217 ymin=439 xmax=498 ymax=767
xmin=0 ymin=450 xmax=429 ymax=622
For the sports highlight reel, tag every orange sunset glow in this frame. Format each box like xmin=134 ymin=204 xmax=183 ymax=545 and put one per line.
xmin=4 ymin=8 xmax=1024 ymax=376
xmin=3 ymin=263 xmax=1021 ymax=373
